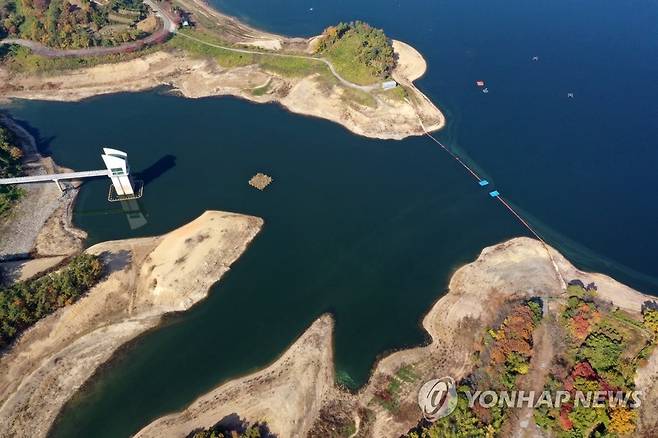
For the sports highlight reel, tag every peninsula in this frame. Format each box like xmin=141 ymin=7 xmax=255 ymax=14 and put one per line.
xmin=2 ymin=220 xmax=657 ymax=437
xmin=136 ymin=237 xmax=658 ymax=438
xmin=0 ymin=0 xmax=444 ymax=140
xmin=0 ymin=211 xmax=263 ymax=438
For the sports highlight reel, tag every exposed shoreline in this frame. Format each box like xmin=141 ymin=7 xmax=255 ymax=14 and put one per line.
xmin=2 ymin=215 xmax=657 ymax=437
xmin=132 ymin=237 xmax=658 ymax=437
xmin=0 ymin=211 xmax=263 ymax=438
xmin=0 ymin=3 xmax=444 ymax=140
xmin=0 ymin=114 xmax=85 ymax=284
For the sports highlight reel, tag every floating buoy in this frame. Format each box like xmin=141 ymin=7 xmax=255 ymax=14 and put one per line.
xmin=567 ymin=92 xmax=574 ymax=98
xmin=476 ymin=80 xmax=485 ymax=87
xmin=532 ymin=56 xmax=539 ymax=61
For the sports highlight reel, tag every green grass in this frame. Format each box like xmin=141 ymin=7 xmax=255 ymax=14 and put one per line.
xmin=250 ymin=84 xmax=270 ymax=96
xmin=170 ymin=30 xmax=334 ymax=81
xmin=167 ymin=33 xmax=256 ymax=68
xmin=321 ymin=32 xmax=381 ymax=85
xmin=0 ymin=44 xmax=159 ymax=74
xmin=340 ymin=86 xmax=377 ymax=108
xmin=380 ymin=85 xmax=408 ymax=102
xmin=259 ymin=55 xmax=326 ymax=78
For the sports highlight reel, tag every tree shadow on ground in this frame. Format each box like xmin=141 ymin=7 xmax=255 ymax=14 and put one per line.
xmin=98 ymin=249 xmax=132 ymax=276
xmin=186 ymin=413 xmax=277 ymax=438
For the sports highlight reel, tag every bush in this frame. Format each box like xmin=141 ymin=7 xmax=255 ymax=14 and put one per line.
xmin=315 ymin=21 xmax=395 ymax=84
xmin=0 ymin=253 xmax=103 ymax=348
xmin=0 ymin=123 xmax=25 ymax=215
xmin=578 ymin=332 xmax=623 ymax=374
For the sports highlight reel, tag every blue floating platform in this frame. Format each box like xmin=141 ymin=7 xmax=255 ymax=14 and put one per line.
xmin=479 ymin=179 xmax=489 ymax=187
xmin=489 ymin=190 xmax=500 ymax=197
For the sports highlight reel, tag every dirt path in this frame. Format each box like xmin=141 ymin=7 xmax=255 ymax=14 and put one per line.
xmin=133 ymin=237 xmax=658 ymax=438
xmin=0 ymin=1 xmax=444 ymax=140
xmin=173 ymin=31 xmax=383 ymax=92
xmin=506 ymin=314 xmax=555 ymax=438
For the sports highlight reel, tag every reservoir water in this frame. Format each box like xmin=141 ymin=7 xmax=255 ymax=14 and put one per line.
xmin=4 ymin=0 xmax=658 ymax=436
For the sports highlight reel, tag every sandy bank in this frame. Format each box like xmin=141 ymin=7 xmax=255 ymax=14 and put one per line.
xmin=0 ymin=45 xmax=443 ymax=139
xmin=0 ymin=115 xmax=85 ymax=261
xmin=136 ymin=315 xmax=335 ymax=438
xmin=135 ymin=237 xmax=658 ymax=437
xmin=0 ymin=35 xmax=444 ymax=140
xmin=0 ymin=211 xmax=263 ymax=438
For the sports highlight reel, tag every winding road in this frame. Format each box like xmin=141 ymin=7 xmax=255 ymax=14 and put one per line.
xmin=173 ymin=31 xmax=382 ymax=92
xmin=0 ymin=1 xmax=383 ymax=92
xmin=0 ymin=0 xmax=174 ymax=58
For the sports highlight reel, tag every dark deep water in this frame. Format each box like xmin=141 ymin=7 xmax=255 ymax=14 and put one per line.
xmin=4 ymin=0 xmax=658 ymax=436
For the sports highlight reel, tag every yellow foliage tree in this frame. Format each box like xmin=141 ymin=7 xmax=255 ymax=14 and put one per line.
xmin=609 ymin=407 xmax=637 ymax=435
xmin=643 ymin=310 xmax=658 ymax=335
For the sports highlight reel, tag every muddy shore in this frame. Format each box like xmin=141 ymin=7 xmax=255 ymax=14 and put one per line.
xmin=0 ymin=115 xmax=85 ymax=284
xmin=0 ymin=211 xmax=263 ymax=438
xmin=133 ymin=237 xmax=658 ymax=438
xmin=0 ymin=4 xmax=443 ymax=140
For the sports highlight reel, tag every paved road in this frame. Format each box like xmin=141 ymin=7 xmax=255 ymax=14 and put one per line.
xmin=0 ymin=0 xmax=175 ymax=58
xmin=0 ymin=2 xmax=382 ymax=92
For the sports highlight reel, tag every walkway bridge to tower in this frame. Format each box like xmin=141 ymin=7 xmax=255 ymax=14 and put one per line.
xmin=0 ymin=148 xmax=143 ymax=202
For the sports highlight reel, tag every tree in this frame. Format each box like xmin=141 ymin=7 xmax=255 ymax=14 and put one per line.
xmin=643 ymin=310 xmax=658 ymax=334
xmin=0 ymin=254 xmax=103 ymax=348
xmin=578 ymin=332 xmax=623 ymax=374
xmin=608 ymin=407 xmax=637 ymax=435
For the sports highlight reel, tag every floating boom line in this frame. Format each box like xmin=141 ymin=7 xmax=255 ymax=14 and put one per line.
xmin=414 ymin=111 xmax=567 ymax=290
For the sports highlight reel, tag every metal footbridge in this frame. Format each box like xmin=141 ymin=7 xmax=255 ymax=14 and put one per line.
xmin=0 ymin=148 xmax=142 ymax=201
xmin=0 ymin=169 xmax=111 ymax=191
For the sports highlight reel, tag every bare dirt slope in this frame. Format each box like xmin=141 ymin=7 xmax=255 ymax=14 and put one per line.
xmin=136 ymin=237 xmax=658 ymax=438
xmin=0 ymin=115 xmax=85 ymax=261
xmin=136 ymin=315 xmax=335 ymax=438
xmin=0 ymin=211 xmax=263 ymax=438
xmin=0 ymin=41 xmax=443 ymax=140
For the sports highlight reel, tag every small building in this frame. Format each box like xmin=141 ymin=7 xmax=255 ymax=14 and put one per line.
xmin=381 ymin=80 xmax=397 ymax=90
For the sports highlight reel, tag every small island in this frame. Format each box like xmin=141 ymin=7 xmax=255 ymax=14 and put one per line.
xmin=0 ymin=0 xmax=444 ymax=140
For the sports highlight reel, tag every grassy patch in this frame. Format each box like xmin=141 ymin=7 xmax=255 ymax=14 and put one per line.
xmin=315 ymin=21 xmax=395 ymax=86
xmin=167 ymin=32 xmax=256 ymax=68
xmin=169 ymin=30 xmax=331 ymax=79
xmin=380 ymin=85 xmax=408 ymax=102
xmin=321 ymin=31 xmax=381 ymax=85
xmin=0 ymin=44 xmax=158 ymax=73
xmin=259 ymin=55 xmax=326 ymax=78
xmin=250 ymin=82 xmax=270 ymax=96
xmin=340 ymin=86 xmax=377 ymax=108
xmin=373 ymin=364 xmax=420 ymax=413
